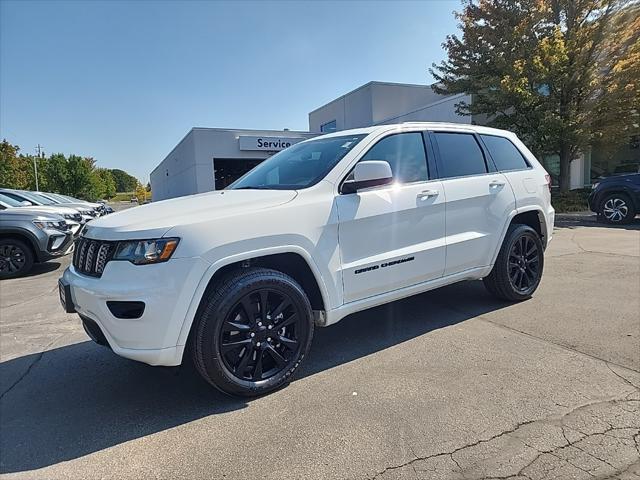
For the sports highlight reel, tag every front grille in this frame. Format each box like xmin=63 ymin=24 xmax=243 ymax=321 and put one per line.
xmin=72 ymin=237 xmax=116 ymax=277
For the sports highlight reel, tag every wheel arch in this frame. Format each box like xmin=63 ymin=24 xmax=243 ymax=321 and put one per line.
xmin=0 ymin=229 xmax=41 ymax=262
xmin=489 ymin=206 xmax=547 ymax=267
xmin=176 ymin=246 xmax=330 ymax=355
xmin=597 ymin=187 xmax=638 ymax=211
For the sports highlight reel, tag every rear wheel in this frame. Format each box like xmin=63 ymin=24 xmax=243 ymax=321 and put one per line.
xmin=0 ymin=239 xmax=34 ymax=279
xmin=600 ymin=193 xmax=635 ymax=224
xmin=190 ymin=267 xmax=314 ymax=397
xmin=483 ymin=224 xmax=544 ymax=301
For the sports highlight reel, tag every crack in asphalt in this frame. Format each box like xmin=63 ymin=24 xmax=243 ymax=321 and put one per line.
xmin=0 ymin=334 xmax=64 ymax=401
xmin=368 ymin=396 xmax=640 ymax=480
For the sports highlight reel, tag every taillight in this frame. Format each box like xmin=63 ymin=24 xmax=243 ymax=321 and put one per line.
xmin=544 ymin=174 xmax=552 ymax=192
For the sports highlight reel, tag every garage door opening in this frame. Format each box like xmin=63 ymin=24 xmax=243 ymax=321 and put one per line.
xmin=214 ymin=158 xmax=265 ymax=189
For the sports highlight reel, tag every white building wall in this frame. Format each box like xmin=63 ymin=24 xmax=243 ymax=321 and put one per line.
xmin=370 ymin=83 xmax=442 ymax=124
xmin=308 ymin=83 xmax=373 ymax=133
xmin=375 ymin=93 xmax=472 ymax=125
xmin=150 ymin=130 xmax=198 ymax=202
xmin=152 ymin=128 xmax=315 ymax=201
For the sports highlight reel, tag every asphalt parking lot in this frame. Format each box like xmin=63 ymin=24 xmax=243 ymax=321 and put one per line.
xmin=1 ymin=215 xmax=638 ymax=480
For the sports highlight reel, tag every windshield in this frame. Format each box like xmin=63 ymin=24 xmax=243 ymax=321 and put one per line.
xmin=0 ymin=193 xmax=23 ymax=207
xmin=20 ymin=191 xmax=56 ymax=205
xmin=228 ymin=134 xmax=367 ymax=190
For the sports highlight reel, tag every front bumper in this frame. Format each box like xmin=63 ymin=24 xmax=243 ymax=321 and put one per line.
xmin=61 ymin=256 xmax=210 ymax=366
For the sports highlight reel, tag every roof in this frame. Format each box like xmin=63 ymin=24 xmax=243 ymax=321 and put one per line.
xmin=311 ymin=122 xmax=513 ymax=139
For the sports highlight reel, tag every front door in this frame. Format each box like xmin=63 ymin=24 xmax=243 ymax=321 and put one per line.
xmin=337 ymin=132 xmax=446 ymax=303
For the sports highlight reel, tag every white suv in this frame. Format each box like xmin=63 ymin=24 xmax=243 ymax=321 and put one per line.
xmin=60 ymin=123 xmax=554 ymax=396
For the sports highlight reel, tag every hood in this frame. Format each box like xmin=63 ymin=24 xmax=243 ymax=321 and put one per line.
xmin=83 ymin=189 xmax=298 ymax=241
xmin=17 ymin=205 xmax=81 ymax=216
xmin=0 ymin=208 xmax=64 ymax=221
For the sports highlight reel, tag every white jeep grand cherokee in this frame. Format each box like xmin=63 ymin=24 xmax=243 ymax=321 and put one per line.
xmin=59 ymin=123 xmax=554 ymax=396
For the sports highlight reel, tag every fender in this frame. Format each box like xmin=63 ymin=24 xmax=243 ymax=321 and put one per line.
xmin=0 ymin=228 xmax=43 ymax=261
xmin=488 ymin=205 xmax=548 ymax=267
xmin=174 ymin=244 xmax=332 ymax=349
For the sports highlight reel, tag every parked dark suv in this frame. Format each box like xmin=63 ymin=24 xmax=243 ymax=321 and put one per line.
xmin=588 ymin=173 xmax=640 ymax=224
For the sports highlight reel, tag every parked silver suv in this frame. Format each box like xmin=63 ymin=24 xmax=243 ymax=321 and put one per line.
xmin=0 ymin=209 xmax=73 ymax=278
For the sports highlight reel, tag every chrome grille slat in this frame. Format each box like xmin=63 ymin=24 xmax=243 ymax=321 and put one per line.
xmin=72 ymin=237 xmax=115 ymax=278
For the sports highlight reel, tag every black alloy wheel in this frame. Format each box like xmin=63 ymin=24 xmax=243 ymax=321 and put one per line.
xmin=507 ymin=233 xmax=541 ymax=296
xmin=0 ymin=239 xmax=34 ymax=279
xmin=220 ymin=288 xmax=303 ymax=382
xmin=483 ymin=224 xmax=544 ymax=301
xmin=191 ymin=267 xmax=314 ymax=397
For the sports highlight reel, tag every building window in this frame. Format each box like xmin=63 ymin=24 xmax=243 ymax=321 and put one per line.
xmin=320 ymin=120 xmax=337 ymax=133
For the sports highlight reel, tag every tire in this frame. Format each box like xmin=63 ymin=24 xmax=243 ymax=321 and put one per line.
xmin=0 ymin=238 xmax=35 ymax=279
xmin=190 ymin=267 xmax=314 ymax=397
xmin=599 ymin=193 xmax=636 ymax=224
xmin=483 ymin=224 xmax=544 ymax=302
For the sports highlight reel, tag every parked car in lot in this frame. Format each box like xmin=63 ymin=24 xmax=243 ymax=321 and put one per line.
xmin=0 ymin=209 xmax=73 ymax=279
xmin=588 ymin=173 xmax=640 ymax=224
xmin=36 ymin=192 xmax=113 ymax=215
xmin=0 ymin=193 xmax=84 ymax=236
xmin=60 ymin=122 xmax=554 ymax=396
xmin=0 ymin=189 xmax=98 ymax=220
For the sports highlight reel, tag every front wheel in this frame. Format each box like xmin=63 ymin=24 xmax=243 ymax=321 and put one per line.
xmin=600 ymin=193 xmax=636 ymax=224
xmin=483 ymin=224 xmax=544 ymax=302
xmin=190 ymin=267 xmax=314 ymax=397
xmin=0 ymin=238 xmax=34 ymax=279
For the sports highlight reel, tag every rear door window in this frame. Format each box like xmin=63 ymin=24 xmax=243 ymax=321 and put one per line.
xmin=481 ymin=135 xmax=530 ymax=171
xmin=432 ymin=132 xmax=487 ymax=178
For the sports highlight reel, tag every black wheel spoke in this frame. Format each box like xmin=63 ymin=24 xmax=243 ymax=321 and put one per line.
xmin=235 ymin=347 xmax=253 ymax=376
xmin=223 ymin=320 xmax=251 ymax=332
xmin=266 ymin=345 xmax=287 ymax=367
xmin=221 ymin=338 xmax=252 ymax=353
xmin=277 ymin=313 xmax=298 ymax=329
xmin=240 ymin=297 xmax=256 ymax=324
xmin=258 ymin=291 xmax=269 ymax=321
xmin=278 ymin=335 xmax=298 ymax=351
xmin=252 ymin=351 xmax=264 ymax=380
xmin=271 ymin=298 xmax=291 ymax=319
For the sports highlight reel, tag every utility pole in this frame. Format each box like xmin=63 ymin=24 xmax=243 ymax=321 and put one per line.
xmin=34 ymin=144 xmax=43 ymax=191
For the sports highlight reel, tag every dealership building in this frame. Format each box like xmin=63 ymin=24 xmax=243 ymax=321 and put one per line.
xmin=151 ymin=80 xmax=635 ymax=200
xmin=151 ymin=81 xmax=476 ymax=201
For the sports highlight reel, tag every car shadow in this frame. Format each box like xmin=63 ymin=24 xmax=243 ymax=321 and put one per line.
xmin=555 ymin=214 xmax=640 ymax=230
xmin=0 ymin=280 xmax=509 ymax=474
xmin=0 ymin=260 xmax=62 ymax=280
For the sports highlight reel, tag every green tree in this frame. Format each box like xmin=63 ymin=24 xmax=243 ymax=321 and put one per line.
xmin=96 ymin=168 xmax=117 ymax=199
xmin=0 ymin=140 xmax=22 ymax=187
xmin=41 ymin=153 xmax=69 ymax=193
xmin=430 ymin=0 xmax=640 ymax=191
xmin=110 ymin=168 xmax=138 ymax=192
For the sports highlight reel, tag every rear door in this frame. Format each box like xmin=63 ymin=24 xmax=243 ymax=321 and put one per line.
xmin=337 ymin=131 xmax=446 ymax=303
xmin=429 ymin=131 xmax=516 ymax=276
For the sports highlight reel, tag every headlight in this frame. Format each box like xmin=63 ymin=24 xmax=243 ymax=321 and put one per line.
xmin=33 ymin=219 xmax=67 ymax=231
xmin=113 ymin=238 xmax=179 ymax=265
xmin=591 ymin=182 xmax=599 ymax=190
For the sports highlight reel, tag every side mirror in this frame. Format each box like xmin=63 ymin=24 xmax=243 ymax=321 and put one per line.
xmin=20 ymin=201 xmax=33 ymax=206
xmin=342 ymin=161 xmax=393 ymax=194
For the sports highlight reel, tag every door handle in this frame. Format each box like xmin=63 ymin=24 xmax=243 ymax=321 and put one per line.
xmin=417 ymin=189 xmax=439 ymax=199
xmin=489 ymin=180 xmax=506 ymax=188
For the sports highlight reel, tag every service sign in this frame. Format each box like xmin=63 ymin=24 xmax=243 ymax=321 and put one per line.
xmin=238 ymin=136 xmax=305 ymax=152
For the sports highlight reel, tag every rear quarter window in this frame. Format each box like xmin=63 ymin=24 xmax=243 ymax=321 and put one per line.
xmin=481 ymin=135 xmax=530 ymax=171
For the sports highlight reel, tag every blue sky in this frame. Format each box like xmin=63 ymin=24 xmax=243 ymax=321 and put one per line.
xmin=1 ymin=0 xmax=460 ymax=181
